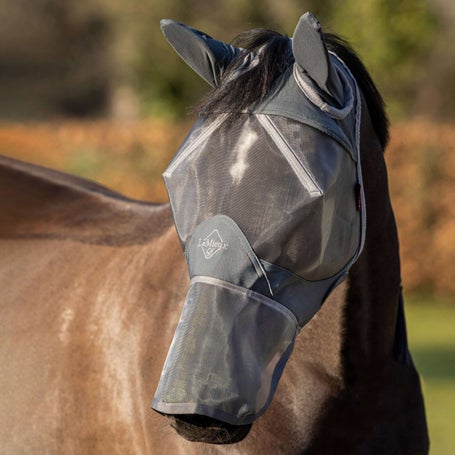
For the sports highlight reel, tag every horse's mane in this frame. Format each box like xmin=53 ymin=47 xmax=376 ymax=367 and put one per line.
xmin=195 ymin=29 xmax=389 ymax=149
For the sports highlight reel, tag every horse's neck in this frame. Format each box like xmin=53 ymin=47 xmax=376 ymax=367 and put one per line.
xmin=343 ymin=199 xmax=402 ymax=392
xmin=346 ymin=100 xmax=402 ymax=374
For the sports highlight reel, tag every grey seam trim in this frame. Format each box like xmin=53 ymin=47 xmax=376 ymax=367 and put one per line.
xmin=293 ymin=61 xmax=354 ymax=119
xmin=190 ymin=276 xmax=299 ymax=327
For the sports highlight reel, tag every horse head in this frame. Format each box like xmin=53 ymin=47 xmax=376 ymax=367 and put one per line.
xmin=151 ymin=12 xmax=409 ymax=446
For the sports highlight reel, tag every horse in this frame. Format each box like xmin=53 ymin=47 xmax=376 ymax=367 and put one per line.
xmin=0 ymin=13 xmax=429 ymax=454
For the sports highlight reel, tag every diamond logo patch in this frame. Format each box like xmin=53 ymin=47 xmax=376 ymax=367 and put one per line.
xmin=197 ymin=229 xmax=229 ymax=259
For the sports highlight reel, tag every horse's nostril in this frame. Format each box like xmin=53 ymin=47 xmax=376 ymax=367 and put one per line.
xmin=167 ymin=414 xmax=252 ymax=444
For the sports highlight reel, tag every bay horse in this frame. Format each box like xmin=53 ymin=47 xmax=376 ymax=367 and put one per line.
xmin=0 ymin=13 xmax=428 ymax=454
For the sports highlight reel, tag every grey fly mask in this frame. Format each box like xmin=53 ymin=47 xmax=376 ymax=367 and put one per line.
xmin=152 ymin=13 xmax=366 ymax=425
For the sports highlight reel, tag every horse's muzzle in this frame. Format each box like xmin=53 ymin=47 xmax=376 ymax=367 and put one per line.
xmin=167 ymin=414 xmax=252 ymax=444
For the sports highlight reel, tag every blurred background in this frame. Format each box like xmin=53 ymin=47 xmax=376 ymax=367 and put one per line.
xmin=0 ymin=0 xmax=453 ymax=452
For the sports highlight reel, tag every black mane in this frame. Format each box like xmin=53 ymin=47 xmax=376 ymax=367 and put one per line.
xmin=196 ymin=29 xmax=389 ymax=149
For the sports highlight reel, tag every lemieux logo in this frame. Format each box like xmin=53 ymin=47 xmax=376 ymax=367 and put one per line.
xmin=197 ymin=229 xmax=229 ymax=259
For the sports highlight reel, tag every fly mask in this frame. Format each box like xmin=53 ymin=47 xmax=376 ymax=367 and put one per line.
xmin=152 ymin=13 xmax=366 ymax=426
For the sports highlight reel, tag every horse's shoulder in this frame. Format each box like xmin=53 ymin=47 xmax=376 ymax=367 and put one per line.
xmin=0 ymin=155 xmax=173 ymax=244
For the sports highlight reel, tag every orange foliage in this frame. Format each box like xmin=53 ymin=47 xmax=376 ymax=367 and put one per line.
xmin=0 ymin=120 xmax=189 ymax=203
xmin=0 ymin=119 xmax=453 ymax=297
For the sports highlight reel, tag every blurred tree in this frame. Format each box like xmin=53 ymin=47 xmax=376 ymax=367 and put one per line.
xmin=0 ymin=0 xmax=113 ymax=119
xmin=130 ymin=0 xmax=437 ymax=119
xmin=323 ymin=0 xmax=437 ymax=118
xmin=415 ymin=0 xmax=455 ymax=119
xmin=0 ymin=0 xmax=446 ymax=120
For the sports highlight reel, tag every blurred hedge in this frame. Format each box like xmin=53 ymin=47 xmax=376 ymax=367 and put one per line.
xmin=385 ymin=120 xmax=455 ymax=296
xmin=1 ymin=119 xmax=453 ymax=297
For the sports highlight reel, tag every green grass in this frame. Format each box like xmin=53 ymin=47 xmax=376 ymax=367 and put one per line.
xmin=405 ymin=295 xmax=455 ymax=455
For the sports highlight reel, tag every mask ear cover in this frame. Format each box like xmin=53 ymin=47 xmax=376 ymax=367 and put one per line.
xmin=160 ymin=19 xmax=241 ymax=87
xmin=292 ymin=12 xmax=344 ymax=106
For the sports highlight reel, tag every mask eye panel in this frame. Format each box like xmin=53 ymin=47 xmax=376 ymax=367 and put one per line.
xmin=164 ymin=114 xmax=360 ymax=281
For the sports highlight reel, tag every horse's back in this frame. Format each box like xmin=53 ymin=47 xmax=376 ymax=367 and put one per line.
xmin=0 ymin=155 xmax=169 ymax=239
xmin=0 ymin=156 xmax=195 ymax=453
